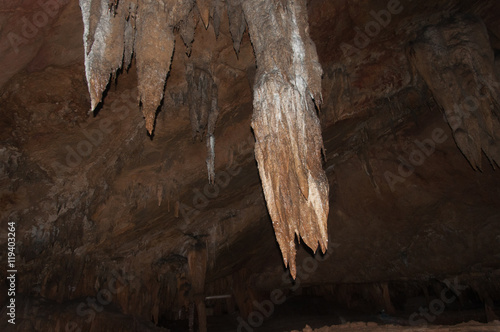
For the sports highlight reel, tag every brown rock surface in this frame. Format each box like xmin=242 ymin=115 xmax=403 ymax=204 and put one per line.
xmin=0 ymin=0 xmax=499 ymax=331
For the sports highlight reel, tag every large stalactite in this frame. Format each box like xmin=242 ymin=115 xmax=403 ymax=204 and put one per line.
xmin=79 ymin=0 xmax=329 ymax=277
xmin=241 ymin=0 xmax=329 ymax=278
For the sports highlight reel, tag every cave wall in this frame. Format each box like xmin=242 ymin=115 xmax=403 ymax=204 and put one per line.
xmin=0 ymin=0 xmax=499 ymax=330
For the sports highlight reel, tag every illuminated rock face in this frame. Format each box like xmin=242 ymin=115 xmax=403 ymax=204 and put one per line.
xmin=241 ymin=0 xmax=328 ymax=279
xmin=79 ymin=0 xmax=193 ymax=133
xmin=79 ymin=0 xmax=329 ymax=277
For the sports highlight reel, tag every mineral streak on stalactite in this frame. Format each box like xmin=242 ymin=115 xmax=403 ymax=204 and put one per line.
xmin=409 ymin=15 xmax=500 ymax=169
xmin=242 ymin=0 xmax=329 ymax=278
xmin=79 ymin=0 xmax=329 ymax=278
xmin=186 ymin=63 xmax=219 ymax=183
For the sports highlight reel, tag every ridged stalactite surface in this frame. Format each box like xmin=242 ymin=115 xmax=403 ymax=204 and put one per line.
xmin=241 ymin=0 xmax=329 ymax=279
xmin=79 ymin=0 xmax=330 ymax=278
xmin=409 ymin=15 xmax=500 ymax=169
xmin=79 ymin=0 xmax=195 ymax=134
xmin=135 ymin=0 xmax=173 ymax=133
xmin=80 ymin=0 xmax=127 ymax=110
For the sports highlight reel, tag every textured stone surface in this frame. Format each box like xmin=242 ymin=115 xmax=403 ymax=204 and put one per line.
xmin=0 ymin=0 xmax=499 ymax=330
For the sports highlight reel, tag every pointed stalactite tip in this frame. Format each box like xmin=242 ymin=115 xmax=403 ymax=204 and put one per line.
xmin=290 ymin=260 xmax=297 ymax=280
xmin=145 ymin=115 xmax=155 ymax=135
xmin=200 ymin=9 xmax=210 ymax=29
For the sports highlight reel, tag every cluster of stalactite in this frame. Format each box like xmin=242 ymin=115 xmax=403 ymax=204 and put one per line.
xmin=79 ymin=0 xmax=329 ymax=277
xmin=80 ymin=0 xmax=193 ymax=133
xmin=409 ymin=14 xmax=500 ymax=169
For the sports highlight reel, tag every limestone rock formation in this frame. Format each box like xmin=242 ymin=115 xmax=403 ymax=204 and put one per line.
xmin=1 ymin=0 xmax=500 ymax=331
xmin=409 ymin=14 xmax=500 ymax=170
xmin=78 ymin=0 xmax=330 ymax=276
xmin=80 ymin=0 xmax=195 ymax=133
xmin=241 ymin=0 xmax=328 ymax=278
